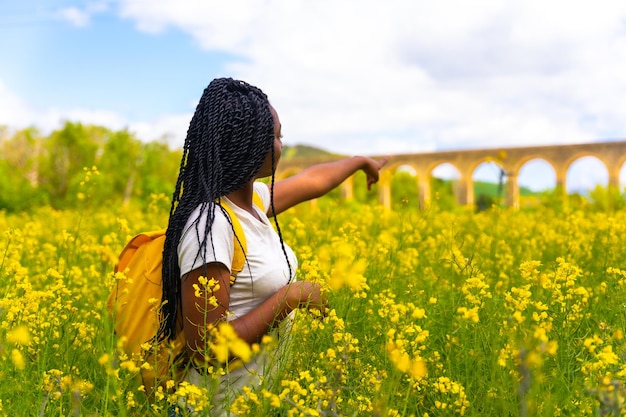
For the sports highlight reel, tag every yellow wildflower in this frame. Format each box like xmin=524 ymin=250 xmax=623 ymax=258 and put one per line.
xmin=11 ymin=349 xmax=26 ymax=370
xmin=6 ymin=326 xmax=32 ymax=345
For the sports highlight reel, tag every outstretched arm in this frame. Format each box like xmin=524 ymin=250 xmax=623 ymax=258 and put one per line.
xmin=269 ymin=155 xmax=389 ymax=215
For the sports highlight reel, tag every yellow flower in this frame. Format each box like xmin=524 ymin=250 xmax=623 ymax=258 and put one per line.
xmin=512 ymin=310 xmax=524 ymax=323
xmin=596 ymin=346 xmax=619 ymax=366
xmin=542 ymin=340 xmax=558 ymax=356
xmin=11 ymin=349 xmax=26 ymax=370
xmin=126 ymin=391 xmax=136 ymax=408
xmin=209 ymin=322 xmax=252 ymax=364
xmin=410 ymin=358 xmax=428 ymax=379
xmin=457 ymin=306 xmax=480 ymax=323
xmin=120 ymin=360 xmax=139 ymax=373
xmin=98 ymin=353 xmax=110 ymax=366
xmin=411 ymin=307 xmax=426 ymax=319
xmin=6 ymin=326 xmax=32 ymax=345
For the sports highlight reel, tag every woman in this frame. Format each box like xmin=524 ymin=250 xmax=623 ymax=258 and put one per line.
xmin=160 ymin=77 xmax=388 ymax=414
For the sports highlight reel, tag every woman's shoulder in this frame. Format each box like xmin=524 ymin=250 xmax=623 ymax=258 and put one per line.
xmin=181 ymin=203 xmax=236 ymax=243
xmin=178 ymin=203 xmax=237 ymax=276
xmin=253 ymin=182 xmax=271 ymax=211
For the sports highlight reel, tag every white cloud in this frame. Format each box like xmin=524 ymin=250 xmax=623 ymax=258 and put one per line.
xmin=128 ymin=113 xmax=191 ymax=147
xmin=113 ymin=0 xmax=626 ymax=156
xmin=56 ymin=7 xmax=91 ymax=27
xmin=40 ymin=107 xmax=126 ymax=132
xmin=0 ymin=79 xmax=130 ymax=138
xmin=0 ymin=80 xmax=36 ymax=128
xmin=4 ymin=0 xmax=626 ymax=173
xmin=56 ymin=1 xmax=110 ymax=27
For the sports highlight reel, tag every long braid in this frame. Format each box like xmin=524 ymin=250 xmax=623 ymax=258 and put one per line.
xmin=269 ymin=145 xmax=293 ymax=281
xmin=160 ymin=78 xmax=276 ymax=341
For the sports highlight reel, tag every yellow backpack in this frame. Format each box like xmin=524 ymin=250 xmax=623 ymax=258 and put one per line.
xmin=107 ymin=194 xmax=264 ymax=395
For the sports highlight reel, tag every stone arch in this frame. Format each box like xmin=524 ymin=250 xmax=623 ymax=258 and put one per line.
xmin=472 ymin=159 xmax=507 ymax=209
xmin=565 ymin=155 xmax=609 ymax=194
xmin=389 ymin=164 xmax=420 ymax=208
xmin=609 ymin=153 xmax=626 ymax=200
xmin=431 ymin=162 xmax=461 ymax=180
xmin=517 ymin=158 xmax=557 ymax=191
xmin=273 ymin=140 xmax=626 ymax=210
xmin=514 ymin=158 xmax=557 ymax=208
xmin=519 ymin=159 xmax=556 ymax=191
xmin=617 ymin=154 xmax=626 ymax=187
xmin=510 ymin=154 xmax=557 ymax=173
xmin=415 ymin=159 xmax=461 ymax=208
xmin=379 ymin=162 xmax=419 ymax=208
xmin=616 ymin=151 xmax=626 ymax=184
xmin=430 ymin=162 xmax=461 ymax=209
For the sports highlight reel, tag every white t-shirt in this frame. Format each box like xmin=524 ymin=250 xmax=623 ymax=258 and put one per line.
xmin=178 ymin=182 xmax=297 ymax=317
xmin=177 ymin=182 xmax=298 ymax=413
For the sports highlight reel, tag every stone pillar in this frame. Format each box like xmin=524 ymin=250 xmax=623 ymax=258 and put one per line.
xmin=418 ymin=178 xmax=431 ymax=209
xmin=380 ymin=182 xmax=391 ymax=208
xmin=505 ymin=171 xmax=520 ymax=210
xmin=555 ymin=167 xmax=568 ymax=210
xmin=455 ymin=175 xmax=473 ymax=206
xmin=415 ymin=168 xmax=430 ymax=209
xmin=608 ymin=166 xmax=621 ymax=190
xmin=608 ymin=165 xmax=622 ymax=210
xmin=341 ymin=176 xmax=354 ymax=200
xmin=378 ymin=171 xmax=393 ymax=208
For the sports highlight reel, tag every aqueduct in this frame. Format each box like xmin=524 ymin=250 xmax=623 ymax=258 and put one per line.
xmin=276 ymin=140 xmax=626 ymax=209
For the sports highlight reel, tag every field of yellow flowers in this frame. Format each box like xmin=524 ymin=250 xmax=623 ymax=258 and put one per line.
xmin=2 ymin=188 xmax=626 ymax=416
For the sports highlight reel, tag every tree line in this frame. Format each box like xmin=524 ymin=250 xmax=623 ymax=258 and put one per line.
xmin=2 ymin=121 xmax=620 ymax=214
xmin=0 ymin=122 xmax=181 ymax=212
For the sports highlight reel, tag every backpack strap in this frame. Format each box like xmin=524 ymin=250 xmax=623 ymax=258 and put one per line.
xmin=220 ymin=201 xmax=246 ymax=285
xmin=253 ymin=189 xmax=265 ymax=213
xmin=221 ymin=188 xmax=265 ymax=283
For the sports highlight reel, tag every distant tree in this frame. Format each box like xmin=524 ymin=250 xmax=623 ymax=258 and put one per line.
xmin=390 ymin=170 xmax=419 ymax=210
xmin=0 ymin=127 xmax=48 ymax=211
xmin=588 ymin=184 xmax=626 ymax=211
xmin=349 ymin=171 xmax=377 ymax=205
xmin=38 ymin=122 xmax=107 ymax=207
xmin=0 ymin=123 xmax=186 ymax=210
xmin=136 ymin=140 xmax=181 ymax=203
xmin=97 ymin=129 xmax=142 ymax=205
xmin=475 ymin=193 xmax=495 ymax=212
xmin=431 ymin=178 xmax=457 ymax=210
xmin=567 ymin=192 xmax=588 ymax=211
xmin=0 ymin=159 xmax=47 ymax=211
xmin=535 ymin=186 xmax=565 ymax=212
xmin=1 ymin=127 xmax=42 ymax=185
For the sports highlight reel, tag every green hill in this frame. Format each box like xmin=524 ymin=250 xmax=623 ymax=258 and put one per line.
xmin=281 ymin=144 xmax=339 ymax=160
xmin=473 ymin=180 xmax=540 ymax=197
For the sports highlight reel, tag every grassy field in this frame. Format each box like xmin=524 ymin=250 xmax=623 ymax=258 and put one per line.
xmin=2 ymin=192 xmax=626 ymax=416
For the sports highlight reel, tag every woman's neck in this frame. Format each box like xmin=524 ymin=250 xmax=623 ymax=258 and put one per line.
xmin=225 ymin=181 xmax=259 ymax=218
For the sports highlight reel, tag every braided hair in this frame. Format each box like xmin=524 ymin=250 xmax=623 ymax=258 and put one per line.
xmin=160 ymin=77 xmax=281 ymax=341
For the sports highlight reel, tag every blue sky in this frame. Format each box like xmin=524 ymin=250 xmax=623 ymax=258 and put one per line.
xmin=1 ymin=1 xmax=231 ymax=125
xmin=2 ymin=0 xmax=626 ymax=192
xmin=3 ymin=13 xmax=219 ymax=118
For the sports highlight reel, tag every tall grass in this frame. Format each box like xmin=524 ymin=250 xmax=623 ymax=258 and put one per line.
xmin=2 ymin=194 xmax=626 ymax=416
